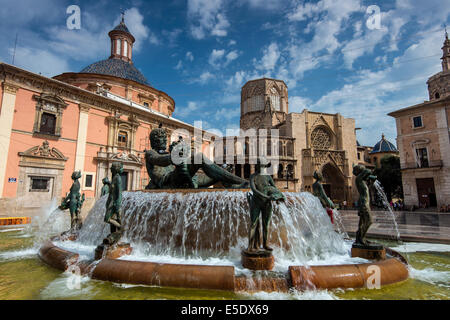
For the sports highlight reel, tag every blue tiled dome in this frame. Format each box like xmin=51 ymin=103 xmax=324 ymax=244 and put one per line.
xmin=80 ymin=58 xmax=149 ymax=85
xmin=113 ymin=21 xmax=131 ymax=33
xmin=370 ymin=134 xmax=397 ymax=154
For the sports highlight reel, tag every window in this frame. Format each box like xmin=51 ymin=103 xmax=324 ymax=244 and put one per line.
xmin=85 ymin=174 xmax=93 ymax=188
xmin=123 ymin=40 xmax=128 ymax=57
xmin=357 ymin=152 xmax=361 ymax=160
xmin=39 ymin=113 xmax=56 ymax=135
xmin=143 ymin=102 xmax=149 ymax=108
xmin=435 ymin=92 xmax=440 ymax=99
xmin=116 ymin=39 xmax=121 ymax=55
xmin=118 ymin=131 xmax=128 ymax=147
xmin=30 ymin=176 xmax=50 ymax=192
xmin=32 ymin=93 xmax=67 ymax=138
xmin=413 ymin=116 xmax=423 ymax=128
xmin=416 ymin=148 xmax=429 ymax=168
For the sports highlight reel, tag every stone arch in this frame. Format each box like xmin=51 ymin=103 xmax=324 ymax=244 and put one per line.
xmin=320 ymin=162 xmax=346 ymax=202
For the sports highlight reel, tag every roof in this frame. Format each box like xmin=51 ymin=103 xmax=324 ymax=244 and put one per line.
xmin=370 ymin=134 xmax=398 ymax=154
xmin=113 ymin=21 xmax=131 ymax=33
xmin=80 ymin=58 xmax=149 ymax=85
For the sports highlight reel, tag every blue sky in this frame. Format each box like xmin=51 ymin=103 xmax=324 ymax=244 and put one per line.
xmin=1 ymin=0 xmax=449 ymax=147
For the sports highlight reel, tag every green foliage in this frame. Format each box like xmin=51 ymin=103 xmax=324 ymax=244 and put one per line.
xmin=374 ymin=155 xmax=403 ymax=202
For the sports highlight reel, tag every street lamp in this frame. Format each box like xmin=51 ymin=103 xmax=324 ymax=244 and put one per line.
xmin=285 ymin=166 xmax=293 ymax=190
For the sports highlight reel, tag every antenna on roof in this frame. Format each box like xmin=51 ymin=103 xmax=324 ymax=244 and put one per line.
xmin=11 ymin=33 xmax=18 ymax=65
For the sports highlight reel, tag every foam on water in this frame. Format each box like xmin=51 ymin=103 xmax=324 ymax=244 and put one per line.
xmin=0 ymin=248 xmax=38 ymax=261
xmin=392 ymin=242 xmax=450 ymax=253
xmin=75 ymin=191 xmax=351 ymax=267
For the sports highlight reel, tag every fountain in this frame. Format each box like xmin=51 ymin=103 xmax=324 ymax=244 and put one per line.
xmin=38 ymin=128 xmax=409 ymax=293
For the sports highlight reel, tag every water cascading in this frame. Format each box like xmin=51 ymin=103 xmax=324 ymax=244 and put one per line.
xmin=76 ymin=191 xmax=349 ymax=264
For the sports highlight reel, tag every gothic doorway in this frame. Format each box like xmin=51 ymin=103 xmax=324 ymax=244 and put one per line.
xmin=416 ymin=178 xmax=436 ymax=208
xmin=321 ymin=163 xmax=345 ymax=203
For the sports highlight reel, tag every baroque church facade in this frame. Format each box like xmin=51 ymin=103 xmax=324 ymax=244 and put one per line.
xmin=0 ymin=17 xmax=213 ymax=216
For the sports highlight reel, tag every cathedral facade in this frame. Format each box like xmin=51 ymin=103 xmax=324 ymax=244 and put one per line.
xmin=225 ymin=78 xmax=359 ymax=204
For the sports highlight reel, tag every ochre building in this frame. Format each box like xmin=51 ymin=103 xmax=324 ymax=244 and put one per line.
xmin=388 ymin=32 xmax=450 ymax=209
xmin=0 ymin=18 xmax=212 ymax=216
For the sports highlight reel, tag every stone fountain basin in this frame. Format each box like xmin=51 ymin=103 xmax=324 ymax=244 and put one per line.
xmin=38 ymin=240 xmax=409 ymax=293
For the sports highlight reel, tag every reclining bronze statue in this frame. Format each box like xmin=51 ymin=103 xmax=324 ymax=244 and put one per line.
xmin=144 ymin=124 xmax=248 ymax=189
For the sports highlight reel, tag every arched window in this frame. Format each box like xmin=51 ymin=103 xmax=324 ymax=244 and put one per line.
xmin=278 ymin=164 xmax=284 ymax=179
xmin=435 ymin=92 xmax=440 ymax=99
xmin=123 ymin=40 xmax=128 ymax=57
xmin=115 ymin=39 xmax=121 ymax=55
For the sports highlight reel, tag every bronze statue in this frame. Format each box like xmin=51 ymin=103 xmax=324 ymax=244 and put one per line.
xmin=247 ymin=159 xmax=285 ymax=252
xmin=353 ymin=165 xmax=377 ymax=246
xmin=104 ymin=162 xmax=123 ymax=245
xmin=101 ymin=177 xmax=111 ymax=196
xmin=59 ymin=171 xmax=85 ymax=231
xmin=312 ymin=171 xmax=335 ymax=224
xmin=144 ymin=124 xmax=248 ymax=189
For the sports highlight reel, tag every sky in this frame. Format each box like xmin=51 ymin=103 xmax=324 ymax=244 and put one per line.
xmin=0 ymin=0 xmax=449 ymax=147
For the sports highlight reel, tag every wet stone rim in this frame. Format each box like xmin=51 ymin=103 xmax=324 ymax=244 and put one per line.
xmin=38 ymin=241 xmax=409 ymax=292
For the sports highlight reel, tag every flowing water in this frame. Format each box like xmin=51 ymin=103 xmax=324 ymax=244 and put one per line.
xmin=0 ymin=190 xmax=449 ymax=299
xmin=373 ymin=180 xmax=402 ymax=243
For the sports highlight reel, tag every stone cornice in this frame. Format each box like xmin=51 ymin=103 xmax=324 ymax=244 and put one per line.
xmin=2 ymin=81 xmax=19 ymax=95
xmin=79 ymin=103 xmax=91 ymax=113
xmin=0 ymin=63 xmax=189 ymax=130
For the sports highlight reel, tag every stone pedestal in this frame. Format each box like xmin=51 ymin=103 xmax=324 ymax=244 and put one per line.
xmin=95 ymin=243 xmax=132 ymax=260
xmin=351 ymin=243 xmax=386 ymax=260
xmin=241 ymin=250 xmax=274 ymax=270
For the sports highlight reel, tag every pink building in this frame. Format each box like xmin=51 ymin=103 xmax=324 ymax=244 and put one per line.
xmin=0 ymin=18 xmax=211 ymax=217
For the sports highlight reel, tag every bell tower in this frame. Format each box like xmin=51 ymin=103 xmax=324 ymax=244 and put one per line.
xmin=441 ymin=28 xmax=450 ymax=72
xmin=427 ymin=29 xmax=450 ymax=100
xmin=240 ymin=78 xmax=288 ymax=131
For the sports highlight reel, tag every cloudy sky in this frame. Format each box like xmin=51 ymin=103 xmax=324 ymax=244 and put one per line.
xmin=1 ymin=0 xmax=449 ymax=147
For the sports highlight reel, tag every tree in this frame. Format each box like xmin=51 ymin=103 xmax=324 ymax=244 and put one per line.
xmin=374 ymin=155 xmax=403 ymax=202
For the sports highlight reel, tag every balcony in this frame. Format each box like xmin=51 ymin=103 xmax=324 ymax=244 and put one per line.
xmin=401 ymin=160 xmax=443 ymax=170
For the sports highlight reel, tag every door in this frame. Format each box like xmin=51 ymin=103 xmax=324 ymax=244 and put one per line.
xmin=120 ymin=172 xmax=129 ymax=191
xmin=416 ymin=178 xmax=436 ymax=208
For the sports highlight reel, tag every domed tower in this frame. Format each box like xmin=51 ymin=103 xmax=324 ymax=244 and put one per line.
xmin=369 ymin=134 xmax=399 ymax=167
xmin=108 ymin=13 xmax=135 ymax=63
xmin=427 ymin=30 xmax=450 ymax=100
xmin=240 ymin=78 xmax=288 ymax=131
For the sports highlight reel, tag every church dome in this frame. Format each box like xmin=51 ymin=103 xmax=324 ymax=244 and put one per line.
xmin=370 ymin=134 xmax=397 ymax=154
xmin=80 ymin=58 xmax=149 ymax=85
xmin=79 ymin=14 xmax=148 ymax=85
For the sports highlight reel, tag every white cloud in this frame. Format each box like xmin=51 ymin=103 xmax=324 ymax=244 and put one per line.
xmin=225 ymin=50 xmax=239 ymax=64
xmin=289 ymin=96 xmax=312 ymax=113
xmin=256 ymin=42 xmax=280 ymax=71
xmin=208 ymin=49 xmax=226 ymax=67
xmin=162 ymin=29 xmax=183 ymax=46
xmin=175 ymin=101 xmax=201 ymax=118
xmin=174 ymin=60 xmax=183 ymax=70
xmin=187 ymin=0 xmax=230 ymax=39
xmin=186 ymin=51 xmax=194 ymax=61
xmin=197 ymin=71 xmax=215 ymax=84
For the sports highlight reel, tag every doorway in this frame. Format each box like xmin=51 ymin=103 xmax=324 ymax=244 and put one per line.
xmin=416 ymin=178 xmax=436 ymax=208
xmin=120 ymin=171 xmax=129 ymax=191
